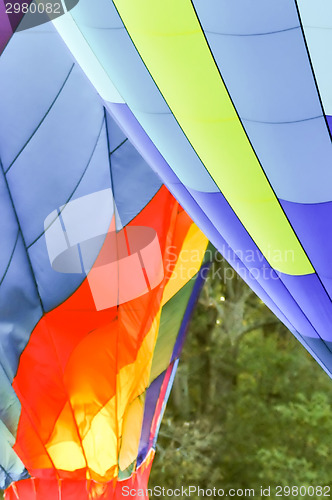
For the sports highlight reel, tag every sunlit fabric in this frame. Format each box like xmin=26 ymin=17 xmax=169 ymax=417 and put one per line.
xmin=0 ymin=16 xmax=208 ymax=499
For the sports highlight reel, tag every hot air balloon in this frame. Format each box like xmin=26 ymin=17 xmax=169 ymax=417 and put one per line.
xmin=0 ymin=16 xmax=208 ymax=499
xmin=2 ymin=0 xmax=332 ymax=497
xmin=47 ymin=0 xmax=332 ymax=377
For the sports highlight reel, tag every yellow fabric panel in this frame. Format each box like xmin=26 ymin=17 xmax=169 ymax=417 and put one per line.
xmin=45 ymin=311 xmax=160 ymax=479
xmin=118 ymin=396 xmax=145 ymax=471
xmin=163 ymin=224 xmax=208 ymax=305
xmin=46 ymin=402 xmax=86 ymax=472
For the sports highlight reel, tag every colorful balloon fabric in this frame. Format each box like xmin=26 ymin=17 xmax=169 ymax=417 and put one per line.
xmin=47 ymin=0 xmax=332 ymax=376
xmin=0 ymin=14 xmax=208 ymax=499
xmin=1 ymin=0 xmax=332 ymax=498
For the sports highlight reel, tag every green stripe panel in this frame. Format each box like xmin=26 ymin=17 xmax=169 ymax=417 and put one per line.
xmin=149 ymin=278 xmax=195 ymax=384
xmin=113 ymin=0 xmax=313 ymax=276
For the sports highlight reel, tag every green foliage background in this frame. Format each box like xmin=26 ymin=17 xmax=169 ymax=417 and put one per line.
xmin=1 ymin=253 xmax=332 ymax=499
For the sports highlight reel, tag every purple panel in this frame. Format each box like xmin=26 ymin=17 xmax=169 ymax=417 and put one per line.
xmin=327 ymin=115 xmax=332 ymax=135
xmin=0 ymin=0 xmax=13 ymax=54
xmin=280 ymin=199 xmax=332 ymax=278
xmin=137 ymin=371 xmax=165 ymax=466
xmin=5 ymin=1 xmax=29 ymax=31
xmin=277 ymin=272 xmax=332 ymax=343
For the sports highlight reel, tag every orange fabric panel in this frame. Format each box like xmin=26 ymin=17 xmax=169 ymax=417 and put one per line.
xmin=13 ymin=188 xmax=192 ymax=482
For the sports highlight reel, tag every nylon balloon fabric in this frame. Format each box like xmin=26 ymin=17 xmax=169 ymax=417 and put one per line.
xmin=0 ymin=18 xmax=208 ymax=499
xmin=46 ymin=0 xmax=332 ymax=378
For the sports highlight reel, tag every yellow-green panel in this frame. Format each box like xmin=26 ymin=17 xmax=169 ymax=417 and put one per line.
xmin=113 ymin=0 xmax=313 ymax=276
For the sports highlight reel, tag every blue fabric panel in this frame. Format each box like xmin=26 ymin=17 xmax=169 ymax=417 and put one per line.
xmin=110 ymin=135 xmax=162 ymax=227
xmin=71 ymin=0 xmax=168 ymax=114
xmin=243 ymin=117 xmax=332 ymax=203
xmin=0 ymin=365 xmax=20 ymax=437
xmin=137 ymin=371 xmax=165 ymax=466
xmin=0 ymin=25 xmax=126 ymax=311
xmin=133 ymin=111 xmax=218 ymax=192
xmin=152 ymin=360 xmax=179 ymax=448
xmin=280 ymin=199 xmax=332 ymax=278
xmin=0 ymin=25 xmax=75 ymax=170
xmin=204 ymin=31 xmax=320 ymax=123
xmin=5 ymin=65 xmax=106 ymax=247
xmin=193 ymin=0 xmax=332 ymax=203
xmin=0 ymin=165 xmax=19 ymax=282
xmin=0 ymin=235 xmax=42 ymax=379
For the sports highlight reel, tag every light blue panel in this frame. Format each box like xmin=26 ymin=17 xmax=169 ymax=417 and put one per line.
xmin=193 ymin=0 xmax=332 ymax=203
xmin=203 ymin=27 xmax=321 ymax=123
xmin=0 ymin=420 xmax=28 ymax=489
xmin=68 ymin=0 xmax=217 ymax=192
xmin=71 ymin=0 xmax=168 ymax=114
xmin=244 ymin=116 xmax=332 ymax=203
xmin=194 ymin=0 xmax=298 ymax=35
xmin=0 ymin=25 xmax=75 ymax=170
xmin=0 ymin=364 xmax=21 ymax=436
xmin=298 ymin=0 xmax=332 ymax=114
xmin=0 ymin=236 xmax=42 ymax=379
xmin=303 ymin=27 xmax=332 ymax=114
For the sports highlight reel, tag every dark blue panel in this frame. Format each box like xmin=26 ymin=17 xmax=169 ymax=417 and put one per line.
xmin=111 ymin=134 xmax=162 ymax=227
xmin=137 ymin=371 xmax=165 ymax=466
xmin=106 ymin=112 xmax=127 ymax=153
